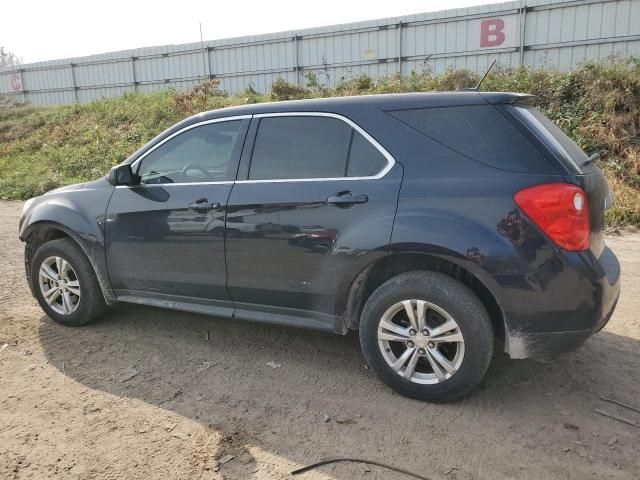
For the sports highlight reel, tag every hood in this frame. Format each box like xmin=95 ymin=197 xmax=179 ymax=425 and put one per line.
xmin=44 ymin=177 xmax=111 ymax=196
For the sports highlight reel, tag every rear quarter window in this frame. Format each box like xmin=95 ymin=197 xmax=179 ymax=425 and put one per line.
xmin=347 ymin=131 xmax=388 ymax=177
xmin=388 ymin=105 xmax=557 ymax=174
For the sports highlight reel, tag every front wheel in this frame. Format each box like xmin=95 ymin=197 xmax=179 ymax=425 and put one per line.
xmin=31 ymin=238 xmax=106 ymax=326
xmin=359 ymin=271 xmax=493 ymax=402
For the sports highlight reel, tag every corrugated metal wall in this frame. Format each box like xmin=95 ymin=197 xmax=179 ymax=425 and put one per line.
xmin=2 ymin=0 xmax=639 ymax=105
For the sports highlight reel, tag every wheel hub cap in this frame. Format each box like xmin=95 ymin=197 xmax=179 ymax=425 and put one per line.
xmin=412 ymin=333 xmax=429 ymax=350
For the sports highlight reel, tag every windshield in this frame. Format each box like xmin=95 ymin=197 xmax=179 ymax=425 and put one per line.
xmin=512 ymin=106 xmax=589 ymax=173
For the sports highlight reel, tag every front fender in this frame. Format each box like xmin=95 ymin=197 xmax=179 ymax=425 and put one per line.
xmin=20 ymin=186 xmax=116 ymax=304
xmin=21 ymin=199 xmax=102 ymax=241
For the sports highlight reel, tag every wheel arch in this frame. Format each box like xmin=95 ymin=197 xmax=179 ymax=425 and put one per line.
xmin=22 ymin=220 xmax=116 ymax=305
xmin=342 ymin=251 xmax=508 ymax=345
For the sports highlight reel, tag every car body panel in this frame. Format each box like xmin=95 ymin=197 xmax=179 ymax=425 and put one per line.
xmin=225 ymin=165 xmax=403 ymax=330
xmin=104 ymin=182 xmax=233 ymax=307
xmin=19 ymin=177 xmax=116 ymax=303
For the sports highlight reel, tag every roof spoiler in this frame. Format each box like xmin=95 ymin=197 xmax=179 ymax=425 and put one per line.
xmin=504 ymin=94 xmax=536 ymax=105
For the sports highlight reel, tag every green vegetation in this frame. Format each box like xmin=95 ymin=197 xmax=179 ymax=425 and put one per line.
xmin=0 ymin=59 xmax=638 ymax=226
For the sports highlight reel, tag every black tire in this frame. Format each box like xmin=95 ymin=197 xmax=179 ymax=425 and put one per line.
xmin=359 ymin=271 xmax=493 ymax=402
xmin=31 ymin=238 xmax=107 ymax=327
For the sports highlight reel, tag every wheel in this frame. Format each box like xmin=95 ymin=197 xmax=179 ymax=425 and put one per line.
xmin=31 ymin=238 xmax=107 ymax=326
xmin=359 ymin=271 xmax=493 ymax=402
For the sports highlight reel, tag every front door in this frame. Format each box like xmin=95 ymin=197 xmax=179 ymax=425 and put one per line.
xmin=105 ymin=117 xmax=249 ymax=311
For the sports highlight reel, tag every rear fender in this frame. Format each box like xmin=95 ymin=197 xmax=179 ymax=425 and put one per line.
xmin=390 ymin=211 xmax=526 ymax=342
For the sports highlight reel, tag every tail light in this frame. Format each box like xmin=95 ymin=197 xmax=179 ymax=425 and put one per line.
xmin=514 ymin=183 xmax=590 ymax=252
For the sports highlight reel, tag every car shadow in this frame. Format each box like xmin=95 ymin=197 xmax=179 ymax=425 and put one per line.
xmin=38 ymin=304 xmax=640 ymax=478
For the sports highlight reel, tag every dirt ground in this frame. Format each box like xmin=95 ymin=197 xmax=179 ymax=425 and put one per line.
xmin=1 ymin=200 xmax=639 ymax=480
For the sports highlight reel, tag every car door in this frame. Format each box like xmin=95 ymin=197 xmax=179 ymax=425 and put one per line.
xmin=105 ymin=116 xmax=249 ymax=313
xmin=225 ymin=112 xmax=403 ymax=331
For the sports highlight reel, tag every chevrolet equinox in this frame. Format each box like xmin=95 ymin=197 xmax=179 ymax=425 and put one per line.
xmin=19 ymin=92 xmax=621 ymax=402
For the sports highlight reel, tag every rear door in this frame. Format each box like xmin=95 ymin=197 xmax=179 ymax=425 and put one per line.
xmin=224 ymin=113 xmax=402 ymax=330
xmin=105 ymin=116 xmax=249 ymax=311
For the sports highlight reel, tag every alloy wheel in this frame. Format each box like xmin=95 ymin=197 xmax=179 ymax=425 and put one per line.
xmin=38 ymin=256 xmax=81 ymax=315
xmin=377 ymin=299 xmax=465 ymax=384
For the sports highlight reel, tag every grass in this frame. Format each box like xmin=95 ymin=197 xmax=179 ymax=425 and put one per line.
xmin=0 ymin=59 xmax=638 ymax=227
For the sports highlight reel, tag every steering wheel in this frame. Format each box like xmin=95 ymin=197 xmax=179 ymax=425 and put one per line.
xmin=180 ymin=164 xmax=213 ymax=181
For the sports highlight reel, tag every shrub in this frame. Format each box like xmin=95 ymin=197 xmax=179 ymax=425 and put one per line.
xmin=270 ymin=78 xmax=309 ymax=101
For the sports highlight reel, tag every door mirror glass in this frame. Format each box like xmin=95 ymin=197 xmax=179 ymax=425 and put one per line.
xmin=107 ymin=164 xmax=138 ymax=186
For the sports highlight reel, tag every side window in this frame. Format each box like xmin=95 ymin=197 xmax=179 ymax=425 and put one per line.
xmin=248 ymin=116 xmax=390 ymax=180
xmin=249 ymin=116 xmax=352 ymax=180
xmin=389 ymin=106 xmax=554 ymax=173
xmin=347 ymin=131 xmax=388 ymax=177
xmin=138 ymin=120 xmax=242 ymax=184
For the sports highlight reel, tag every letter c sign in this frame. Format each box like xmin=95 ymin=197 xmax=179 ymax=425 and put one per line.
xmin=480 ymin=19 xmax=505 ymax=48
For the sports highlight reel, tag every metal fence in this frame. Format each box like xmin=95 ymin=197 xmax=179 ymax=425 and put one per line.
xmin=2 ymin=0 xmax=639 ymax=105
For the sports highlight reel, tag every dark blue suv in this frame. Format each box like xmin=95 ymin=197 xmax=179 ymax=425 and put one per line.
xmin=19 ymin=92 xmax=620 ymax=402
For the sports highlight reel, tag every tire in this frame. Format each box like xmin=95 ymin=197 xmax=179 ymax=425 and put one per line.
xmin=359 ymin=271 xmax=493 ymax=402
xmin=31 ymin=238 xmax=107 ymax=327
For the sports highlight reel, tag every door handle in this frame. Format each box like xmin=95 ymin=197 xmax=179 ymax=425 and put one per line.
xmin=327 ymin=193 xmax=368 ymax=206
xmin=188 ymin=198 xmax=221 ymax=212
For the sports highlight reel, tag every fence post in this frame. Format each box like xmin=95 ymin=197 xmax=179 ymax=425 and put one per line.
xmin=519 ymin=1 xmax=528 ymax=66
xmin=18 ymin=68 xmax=26 ymax=103
xmin=201 ymin=44 xmax=211 ymax=81
xmin=209 ymin=48 xmax=216 ymax=83
xmin=294 ymin=35 xmax=300 ymax=85
xmin=70 ymin=63 xmax=79 ymax=102
xmin=397 ymin=22 xmax=403 ymax=77
xmin=130 ymin=57 xmax=137 ymax=92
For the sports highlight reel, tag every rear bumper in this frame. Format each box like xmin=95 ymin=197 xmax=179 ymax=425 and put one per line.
xmin=503 ymin=246 xmax=620 ymax=359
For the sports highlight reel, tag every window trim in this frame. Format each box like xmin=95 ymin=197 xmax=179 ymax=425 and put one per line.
xmin=125 ymin=115 xmax=251 ymax=187
xmin=118 ymin=112 xmax=395 ymax=188
xmin=237 ymin=112 xmax=396 ymax=183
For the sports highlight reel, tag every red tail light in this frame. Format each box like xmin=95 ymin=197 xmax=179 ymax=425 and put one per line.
xmin=514 ymin=183 xmax=590 ymax=252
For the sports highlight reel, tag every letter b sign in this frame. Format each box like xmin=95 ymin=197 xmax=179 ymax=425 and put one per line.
xmin=480 ymin=19 xmax=505 ymax=48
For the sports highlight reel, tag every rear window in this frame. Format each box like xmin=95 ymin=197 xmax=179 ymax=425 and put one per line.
xmin=512 ymin=106 xmax=588 ymax=172
xmin=388 ymin=105 xmax=556 ymax=173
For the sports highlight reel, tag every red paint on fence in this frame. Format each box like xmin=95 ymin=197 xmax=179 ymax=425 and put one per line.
xmin=480 ymin=19 xmax=505 ymax=48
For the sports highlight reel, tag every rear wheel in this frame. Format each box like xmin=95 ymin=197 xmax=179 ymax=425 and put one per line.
xmin=359 ymin=271 xmax=493 ymax=402
xmin=31 ymin=238 xmax=106 ymax=326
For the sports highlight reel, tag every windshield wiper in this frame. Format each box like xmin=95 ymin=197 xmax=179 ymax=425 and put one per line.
xmin=583 ymin=150 xmax=605 ymax=167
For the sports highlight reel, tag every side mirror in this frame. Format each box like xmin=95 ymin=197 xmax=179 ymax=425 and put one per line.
xmin=107 ymin=164 xmax=139 ymax=186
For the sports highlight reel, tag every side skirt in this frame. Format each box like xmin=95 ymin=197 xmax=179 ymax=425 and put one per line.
xmin=115 ymin=290 xmax=339 ymax=334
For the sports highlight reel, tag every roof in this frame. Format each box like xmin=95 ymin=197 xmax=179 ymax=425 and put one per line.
xmin=189 ymin=91 xmax=534 ymax=122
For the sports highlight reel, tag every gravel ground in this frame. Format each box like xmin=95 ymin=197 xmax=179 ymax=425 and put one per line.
xmin=1 ymin=200 xmax=639 ymax=480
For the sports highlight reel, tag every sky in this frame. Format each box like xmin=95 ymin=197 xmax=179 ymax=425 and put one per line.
xmin=2 ymin=0 xmax=506 ymax=64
